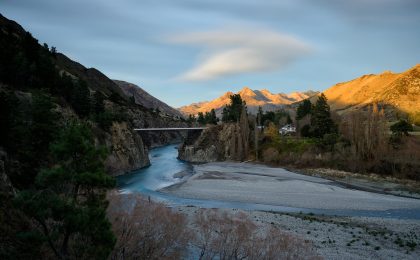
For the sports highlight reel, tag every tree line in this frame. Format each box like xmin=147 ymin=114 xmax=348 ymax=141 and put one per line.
xmin=1 ymin=23 xmax=118 ymax=259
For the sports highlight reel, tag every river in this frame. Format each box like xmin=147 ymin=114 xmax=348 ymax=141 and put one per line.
xmin=117 ymin=144 xmax=420 ymax=219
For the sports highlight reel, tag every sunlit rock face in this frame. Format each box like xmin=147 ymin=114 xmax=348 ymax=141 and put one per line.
xmin=178 ymin=113 xmax=250 ymax=163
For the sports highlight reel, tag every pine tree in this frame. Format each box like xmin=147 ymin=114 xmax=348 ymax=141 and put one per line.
xmin=222 ymin=106 xmax=229 ymax=123
xmin=186 ymin=114 xmax=196 ymax=126
xmin=221 ymin=94 xmax=246 ymax=123
xmin=204 ymin=109 xmax=218 ymax=125
xmin=390 ymin=119 xmax=413 ymax=136
xmin=197 ymin=112 xmax=205 ymax=125
xmin=92 ymin=91 xmax=105 ymax=114
xmin=257 ymin=106 xmax=263 ymax=126
xmin=296 ymin=99 xmax=312 ymax=120
xmin=15 ymin=122 xmax=116 ymax=259
xmin=310 ymin=93 xmax=337 ymax=138
xmin=71 ymin=80 xmax=91 ymax=117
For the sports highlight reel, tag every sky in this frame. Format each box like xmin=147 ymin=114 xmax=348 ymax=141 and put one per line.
xmin=1 ymin=0 xmax=420 ymax=107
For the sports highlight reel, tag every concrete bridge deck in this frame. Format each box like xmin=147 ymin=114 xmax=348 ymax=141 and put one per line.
xmin=134 ymin=127 xmax=206 ymax=131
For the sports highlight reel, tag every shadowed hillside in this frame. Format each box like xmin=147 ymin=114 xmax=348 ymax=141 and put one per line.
xmin=114 ymin=80 xmax=183 ymax=118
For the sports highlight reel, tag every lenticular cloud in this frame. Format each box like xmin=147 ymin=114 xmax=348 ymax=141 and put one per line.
xmin=170 ymin=28 xmax=311 ymax=81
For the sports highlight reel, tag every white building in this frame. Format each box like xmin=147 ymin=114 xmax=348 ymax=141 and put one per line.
xmin=279 ymin=124 xmax=296 ymax=135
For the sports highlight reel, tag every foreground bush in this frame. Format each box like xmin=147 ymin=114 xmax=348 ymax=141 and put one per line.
xmin=193 ymin=209 xmax=320 ymax=260
xmin=107 ymin=193 xmax=321 ymax=260
xmin=107 ymin=193 xmax=190 ymax=259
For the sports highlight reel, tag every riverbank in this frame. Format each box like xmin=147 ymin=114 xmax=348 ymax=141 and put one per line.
xmin=174 ymin=205 xmax=420 ymax=259
xmin=291 ymin=167 xmax=420 ymax=199
xmin=160 ymin=162 xmax=420 ymax=212
xmin=118 ymin=146 xmax=420 ymax=259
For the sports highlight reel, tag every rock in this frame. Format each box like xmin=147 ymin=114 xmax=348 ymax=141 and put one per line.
xmin=104 ymin=122 xmax=150 ymax=176
xmin=178 ymin=116 xmax=250 ymax=163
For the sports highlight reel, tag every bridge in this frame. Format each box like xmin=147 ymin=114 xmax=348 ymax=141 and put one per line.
xmin=134 ymin=127 xmax=206 ymax=131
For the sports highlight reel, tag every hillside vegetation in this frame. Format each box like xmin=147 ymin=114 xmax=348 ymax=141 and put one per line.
xmin=0 ymin=13 xmax=185 ymax=258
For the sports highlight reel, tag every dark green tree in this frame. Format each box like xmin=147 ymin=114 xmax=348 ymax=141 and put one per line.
xmin=15 ymin=122 xmax=116 ymax=259
xmin=206 ymin=109 xmax=219 ymax=125
xmin=197 ymin=112 xmax=206 ymax=125
xmin=390 ymin=119 xmax=413 ymax=136
xmin=0 ymin=91 xmax=20 ymax=149
xmin=92 ymin=91 xmax=105 ymax=114
xmin=221 ymin=94 xmax=246 ymax=122
xmin=300 ymin=124 xmax=312 ymax=137
xmin=257 ymin=106 xmax=263 ymax=126
xmin=50 ymin=46 xmax=57 ymax=57
xmin=296 ymin=99 xmax=312 ymax=120
xmin=204 ymin=109 xmax=218 ymax=125
xmin=229 ymin=94 xmax=245 ymax=122
xmin=274 ymin=110 xmax=289 ymax=126
xmin=286 ymin=114 xmax=293 ymax=124
xmin=186 ymin=114 xmax=196 ymax=126
xmin=2 ymin=91 xmax=59 ymax=189
xmin=222 ymin=107 xmax=229 ymax=123
xmin=263 ymin=111 xmax=275 ymax=125
xmin=71 ymin=80 xmax=91 ymax=117
xmin=129 ymin=95 xmax=136 ymax=105
xmin=310 ymin=94 xmax=337 ymax=138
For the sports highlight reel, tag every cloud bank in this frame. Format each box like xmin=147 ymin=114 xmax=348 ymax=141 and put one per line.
xmin=170 ymin=29 xmax=311 ymax=81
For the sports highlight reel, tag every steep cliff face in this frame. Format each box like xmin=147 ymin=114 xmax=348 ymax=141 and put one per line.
xmin=103 ymin=122 xmax=150 ymax=176
xmin=179 ymin=112 xmax=250 ymax=163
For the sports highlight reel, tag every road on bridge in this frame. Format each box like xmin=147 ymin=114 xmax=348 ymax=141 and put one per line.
xmin=133 ymin=127 xmax=206 ymax=131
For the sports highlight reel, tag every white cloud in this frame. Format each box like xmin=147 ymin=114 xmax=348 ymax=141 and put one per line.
xmin=169 ymin=28 xmax=311 ymax=81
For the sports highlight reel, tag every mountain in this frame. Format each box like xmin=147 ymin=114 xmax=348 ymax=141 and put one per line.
xmin=114 ymin=80 xmax=183 ymax=118
xmin=322 ymin=64 xmax=420 ymax=116
xmin=0 ymin=13 xmax=186 ymax=178
xmin=179 ymin=87 xmax=316 ymax=116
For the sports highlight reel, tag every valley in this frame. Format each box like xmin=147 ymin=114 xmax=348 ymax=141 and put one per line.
xmin=118 ymin=144 xmax=420 ymax=259
xmin=1 ymin=5 xmax=420 ymax=260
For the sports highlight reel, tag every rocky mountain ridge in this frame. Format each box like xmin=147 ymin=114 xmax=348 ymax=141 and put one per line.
xmin=179 ymin=87 xmax=316 ymax=116
xmin=114 ymin=80 xmax=184 ymax=118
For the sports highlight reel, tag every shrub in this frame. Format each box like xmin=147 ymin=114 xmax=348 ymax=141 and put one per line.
xmin=322 ymin=133 xmax=339 ymax=147
xmin=390 ymin=119 xmax=413 ymax=136
xmin=301 ymin=124 xmax=312 ymax=137
xmin=193 ymin=209 xmax=321 ymax=260
xmin=107 ymin=193 xmax=191 ymax=260
xmin=263 ymin=147 xmax=280 ymax=163
xmin=107 ymin=194 xmax=321 ymax=260
xmin=264 ymin=122 xmax=280 ymax=142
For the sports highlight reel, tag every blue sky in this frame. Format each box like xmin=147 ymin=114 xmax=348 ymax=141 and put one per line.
xmin=1 ymin=0 xmax=420 ymax=107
